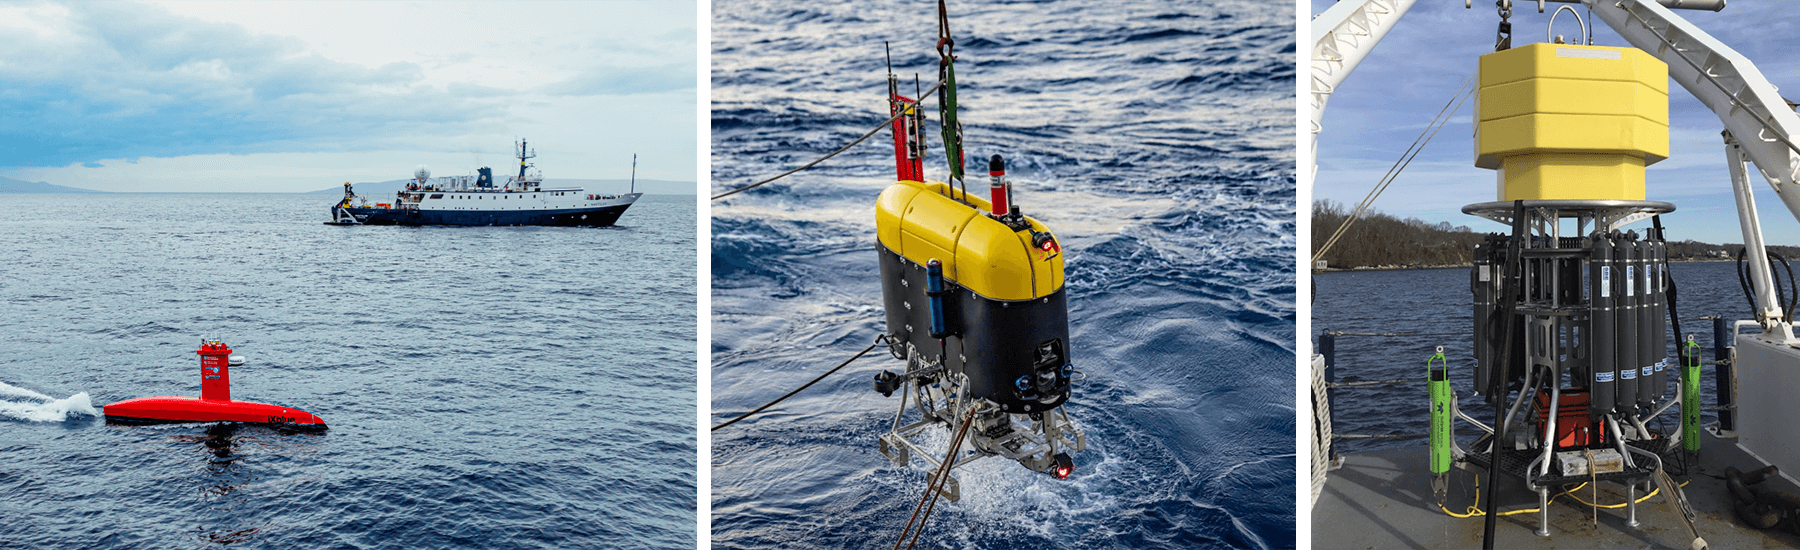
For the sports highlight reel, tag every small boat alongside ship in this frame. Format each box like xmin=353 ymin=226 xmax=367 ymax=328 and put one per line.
xmin=328 ymin=139 xmax=641 ymax=227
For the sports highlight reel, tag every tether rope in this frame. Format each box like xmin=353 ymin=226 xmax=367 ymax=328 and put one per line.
xmin=710 ymin=335 xmax=886 ymax=432
xmin=895 ymin=404 xmax=978 ymax=550
xmin=1317 ymin=354 xmax=1332 ymax=510
xmin=1312 ymin=74 xmax=1475 ymax=265
xmin=711 ymin=82 xmax=944 ymax=201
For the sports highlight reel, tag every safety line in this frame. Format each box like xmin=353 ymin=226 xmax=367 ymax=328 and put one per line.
xmin=710 ymin=335 xmax=886 ymax=432
xmin=711 ymin=82 xmax=943 ymax=201
xmin=896 ymin=405 xmax=978 ymax=550
xmin=1312 ymin=73 xmax=1475 ymax=266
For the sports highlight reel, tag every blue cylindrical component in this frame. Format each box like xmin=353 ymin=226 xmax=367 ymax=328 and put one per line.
xmin=1589 ymin=233 xmax=1616 ymax=418
xmin=1471 ymin=241 xmax=1495 ymax=394
xmin=1615 ymin=231 xmax=1639 ymax=416
xmin=1713 ymin=316 xmax=1734 ymax=431
xmin=1637 ymin=239 xmax=1657 ymax=410
xmin=1320 ymin=331 xmax=1337 ymax=428
xmin=926 ymin=259 xmax=947 ymax=339
xmin=1320 ymin=332 xmax=1337 ymax=373
xmin=1650 ymin=239 xmax=1669 ymax=406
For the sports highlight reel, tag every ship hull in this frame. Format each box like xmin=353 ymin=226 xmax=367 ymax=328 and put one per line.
xmin=328 ymin=201 xmax=634 ymax=227
xmin=104 ymin=395 xmax=327 ymax=429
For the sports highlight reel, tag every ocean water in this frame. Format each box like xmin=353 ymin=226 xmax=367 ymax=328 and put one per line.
xmin=710 ymin=1 xmax=1296 ymax=548
xmin=0 ymin=193 xmax=696 ymax=549
xmin=1316 ymin=261 xmax=1756 ymax=455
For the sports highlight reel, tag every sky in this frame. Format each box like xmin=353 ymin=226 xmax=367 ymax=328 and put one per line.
xmin=1311 ymin=1 xmax=1800 ymax=246
xmin=0 ymin=0 xmax=696 ymax=192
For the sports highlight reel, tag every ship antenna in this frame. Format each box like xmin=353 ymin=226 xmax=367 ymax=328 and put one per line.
xmin=517 ymin=138 xmax=536 ymax=180
xmin=630 ymin=154 xmax=637 ymax=194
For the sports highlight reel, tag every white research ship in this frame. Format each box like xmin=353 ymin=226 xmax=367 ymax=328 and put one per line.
xmin=328 ymin=139 xmax=641 ymax=227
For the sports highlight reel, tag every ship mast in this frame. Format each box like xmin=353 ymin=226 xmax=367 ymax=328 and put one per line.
xmin=516 ymin=138 xmax=536 ymax=186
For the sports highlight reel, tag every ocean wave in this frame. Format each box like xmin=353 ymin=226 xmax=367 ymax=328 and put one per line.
xmin=0 ymin=382 xmax=98 ymax=422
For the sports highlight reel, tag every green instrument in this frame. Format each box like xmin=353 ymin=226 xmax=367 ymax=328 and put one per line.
xmin=1683 ymin=335 xmax=1702 ymax=452
xmin=1429 ymin=347 xmax=1453 ymax=475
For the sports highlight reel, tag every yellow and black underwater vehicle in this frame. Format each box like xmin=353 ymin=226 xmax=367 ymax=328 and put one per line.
xmin=868 ymin=4 xmax=1084 ymax=503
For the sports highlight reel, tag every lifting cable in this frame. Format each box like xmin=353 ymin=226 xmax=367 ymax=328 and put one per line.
xmin=711 ymin=82 xmax=944 ymax=201
xmin=710 ymin=334 xmax=887 ymax=432
xmin=1311 ymin=74 xmax=1476 ymax=266
xmin=894 ymin=405 xmax=979 ymax=550
xmin=1734 ymin=246 xmax=1798 ymax=324
xmin=1655 ymin=216 xmax=1697 ymax=370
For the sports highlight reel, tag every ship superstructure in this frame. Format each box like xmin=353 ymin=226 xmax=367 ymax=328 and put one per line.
xmin=329 ymin=139 xmax=641 ymax=227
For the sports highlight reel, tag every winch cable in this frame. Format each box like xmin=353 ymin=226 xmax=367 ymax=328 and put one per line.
xmin=1778 ymin=251 xmax=1797 ymax=323
xmin=1483 ymin=200 xmax=1527 ymax=550
xmin=1764 ymin=250 xmax=1798 ymax=323
xmin=710 ymin=335 xmax=886 ymax=432
xmin=895 ymin=405 xmax=979 ymax=550
xmin=1311 ymin=74 xmax=1475 ymax=267
xmin=1733 ymin=246 xmax=1798 ymax=323
xmin=710 ymin=82 xmax=944 ymax=201
xmin=1654 ymin=216 xmax=1691 ymax=369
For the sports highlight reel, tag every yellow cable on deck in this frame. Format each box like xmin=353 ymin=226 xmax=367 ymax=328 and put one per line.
xmin=1440 ymin=475 xmax=1540 ymax=518
xmin=1561 ymin=479 xmax=1689 ymax=509
xmin=1439 ymin=474 xmax=1691 ymax=517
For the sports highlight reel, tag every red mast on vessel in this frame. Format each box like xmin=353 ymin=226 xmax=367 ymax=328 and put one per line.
xmin=198 ymin=340 xmax=231 ymax=401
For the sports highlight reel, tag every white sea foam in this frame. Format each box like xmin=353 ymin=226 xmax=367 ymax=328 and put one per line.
xmin=0 ymin=386 xmax=98 ymax=422
xmin=0 ymin=381 xmax=54 ymax=401
xmin=891 ymin=421 xmax=1122 ymax=544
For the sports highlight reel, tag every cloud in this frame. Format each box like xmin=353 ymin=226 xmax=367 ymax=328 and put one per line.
xmin=0 ymin=1 xmax=509 ymax=167
xmin=651 ymin=26 xmax=696 ymax=45
xmin=540 ymin=63 xmax=696 ymax=96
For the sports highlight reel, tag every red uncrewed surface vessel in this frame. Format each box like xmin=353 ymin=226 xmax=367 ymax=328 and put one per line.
xmin=103 ymin=339 xmax=326 ymax=429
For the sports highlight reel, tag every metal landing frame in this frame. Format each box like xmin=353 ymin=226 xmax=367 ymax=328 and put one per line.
xmin=876 ymin=343 xmax=1086 ymax=502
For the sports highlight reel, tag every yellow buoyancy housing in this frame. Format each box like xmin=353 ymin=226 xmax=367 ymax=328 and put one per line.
xmin=875 ymin=180 xmax=1063 ymax=301
xmin=1475 ymin=43 xmax=1668 ymax=201
xmin=875 ymin=178 xmax=1072 ymax=413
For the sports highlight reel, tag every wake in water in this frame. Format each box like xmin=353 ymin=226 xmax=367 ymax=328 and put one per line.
xmin=0 ymin=381 xmax=98 ymax=422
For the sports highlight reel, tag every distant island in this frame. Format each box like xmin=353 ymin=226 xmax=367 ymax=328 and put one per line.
xmin=1312 ymin=199 xmax=1800 ymax=270
xmin=0 ymin=175 xmax=105 ymax=193
xmin=310 ymin=178 xmax=696 ymax=196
